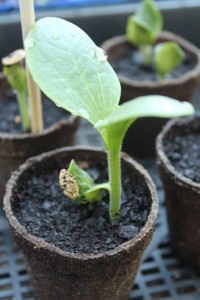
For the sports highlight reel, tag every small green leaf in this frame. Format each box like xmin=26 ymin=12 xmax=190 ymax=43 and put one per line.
xmin=126 ymin=0 xmax=163 ymax=46
xmin=68 ymin=160 xmax=94 ymax=200
xmin=68 ymin=160 xmax=109 ymax=204
xmin=86 ymin=183 xmax=110 ymax=203
xmin=154 ymin=42 xmax=185 ymax=79
xmin=3 ymin=64 xmax=30 ymax=131
xmin=96 ymin=95 xmax=194 ymax=149
xmin=3 ymin=64 xmax=27 ymax=93
xmin=25 ymin=17 xmax=121 ymax=125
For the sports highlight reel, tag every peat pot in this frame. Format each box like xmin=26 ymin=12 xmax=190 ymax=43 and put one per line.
xmin=156 ymin=114 xmax=200 ymax=269
xmin=0 ymin=74 xmax=79 ymax=206
xmin=4 ymin=146 xmax=158 ymax=300
xmin=102 ymin=31 xmax=200 ymax=157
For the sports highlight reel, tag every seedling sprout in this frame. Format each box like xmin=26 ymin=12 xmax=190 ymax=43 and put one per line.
xmin=1 ymin=0 xmax=43 ymax=133
xmin=2 ymin=50 xmax=31 ymax=131
xmin=25 ymin=17 xmax=194 ymax=221
xmin=126 ymin=0 xmax=185 ymax=79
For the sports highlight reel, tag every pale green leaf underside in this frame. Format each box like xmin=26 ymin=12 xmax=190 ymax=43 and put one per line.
xmin=25 ymin=17 xmax=121 ymax=125
xmin=137 ymin=0 xmax=163 ymax=34
xmin=96 ymin=96 xmax=194 ymax=148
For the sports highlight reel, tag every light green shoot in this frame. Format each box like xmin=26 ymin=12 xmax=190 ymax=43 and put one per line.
xmin=59 ymin=160 xmax=110 ymax=209
xmin=25 ymin=17 xmax=194 ymax=221
xmin=126 ymin=0 xmax=163 ymax=66
xmin=154 ymin=42 xmax=185 ymax=80
xmin=2 ymin=50 xmax=31 ymax=131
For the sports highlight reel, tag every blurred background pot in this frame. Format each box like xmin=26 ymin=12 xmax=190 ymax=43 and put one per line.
xmin=4 ymin=147 xmax=158 ymax=300
xmin=156 ymin=114 xmax=200 ymax=269
xmin=0 ymin=74 xmax=79 ymax=207
xmin=102 ymin=31 xmax=200 ymax=157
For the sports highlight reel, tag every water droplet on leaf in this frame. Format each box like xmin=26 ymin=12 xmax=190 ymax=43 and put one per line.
xmin=25 ymin=37 xmax=35 ymax=49
xmin=52 ymin=34 xmax=59 ymax=40
xmin=94 ymin=47 xmax=108 ymax=62
xmin=56 ymin=104 xmax=61 ymax=108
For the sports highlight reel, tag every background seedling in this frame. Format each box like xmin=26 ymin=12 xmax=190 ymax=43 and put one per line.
xmin=25 ymin=17 xmax=194 ymax=221
xmin=2 ymin=49 xmax=31 ymax=131
xmin=154 ymin=42 xmax=185 ymax=79
xmin=1 ymin=0 xmax=43 ymax=133
xmin=126 ymin=0 xmax=185 ymax=79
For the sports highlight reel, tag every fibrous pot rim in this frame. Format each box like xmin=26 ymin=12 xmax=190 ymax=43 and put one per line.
xmin=102 ymin=31 xmax=200 ymax=89
xmin=4 ymin=146 xmax=158 ymax=260
xmin=0 ymin=114 xmax=78 ymax=141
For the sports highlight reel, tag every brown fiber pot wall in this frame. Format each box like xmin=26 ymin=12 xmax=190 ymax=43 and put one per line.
xmin=4 ymin=147 xmax=158 ymax=300
xmin=0 ymin=75 xmax=79 ymax=206
xmin=156 ymin=115 xmax=200 ymax=269
xmin=102 ymin=31 xmax=200 ymax=157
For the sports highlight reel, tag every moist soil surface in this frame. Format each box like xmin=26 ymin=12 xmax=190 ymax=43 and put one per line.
xmin=163 ymin=128 xmax=200 ymax=183
xmin=111 ymin=48 xmax=195 ymax=81
xmin=0 ymin=94 xmax=69 ymax=134
xmin=13 ymin=159 xmax=151 ymax=255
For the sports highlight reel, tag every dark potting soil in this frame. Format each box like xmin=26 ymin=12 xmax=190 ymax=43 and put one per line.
xmin=111 ymin=48 xmax=195 ymax=81
xmin=0 ymin=95 xmax=69 ymax=134
xmin=163 ymin=123 xmax=200 ymax=183
xmin=13 ymin=159 xmax=151 ymax=255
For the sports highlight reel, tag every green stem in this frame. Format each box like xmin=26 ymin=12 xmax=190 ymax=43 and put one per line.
xmin=140 ymin=45 xmax=152 ymax=66
xmin=159 ymin=73 xmax=167 ymax=80
xmin=107 ymin=146 xmax=121 ymax=222
xmin=16 ymin=90 xmax=31 ymax=131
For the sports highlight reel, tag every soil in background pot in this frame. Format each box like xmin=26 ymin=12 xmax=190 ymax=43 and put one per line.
xmin=0 ymin=94 xmax=69 ymax=134
xmin=163 ymin=116 xmax=200 ymax=183
xmin=111 ymin=47 xmax=194 ymax=82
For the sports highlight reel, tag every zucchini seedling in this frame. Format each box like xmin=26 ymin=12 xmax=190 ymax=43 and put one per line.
xmin=25 ymin=17 xmax=194 ymax=221
xmin=126 ymin=0 xmax=185 ymax=79
xmin=2 ymin=50 xmax=31 ymax=131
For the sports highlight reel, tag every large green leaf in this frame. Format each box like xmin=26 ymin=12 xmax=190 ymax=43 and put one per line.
xmin=25 ymin=17 xmax=121 ymax=125
xmin=96 ymin=96 xmax=194 ymax=149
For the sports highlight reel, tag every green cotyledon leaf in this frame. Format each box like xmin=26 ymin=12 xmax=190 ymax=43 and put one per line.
xmin=60 ymin=159 xmax=109 ymax=204
xmin=96 ymin=96 xmax=194 ymax=149
xmin=86 ymin=183 xmax=110 ymax=203
xmin=25 ymin=17 xmax=121 ymax=125
xmin=126 ymin=0 xmax=163 ymax=46
xmin=154 ymin=42 xmax=185 ymax=79
xmin=3 ymin=64 xmax=27 ymax=94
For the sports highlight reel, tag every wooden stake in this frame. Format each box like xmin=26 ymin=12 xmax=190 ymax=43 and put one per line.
xmin=19 ymin=0 xmax=43 ymax=134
